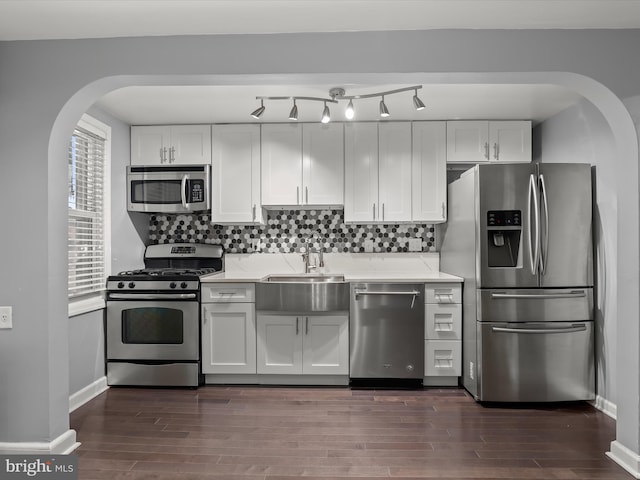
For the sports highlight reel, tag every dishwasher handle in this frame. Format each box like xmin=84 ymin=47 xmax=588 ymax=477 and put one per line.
xmin=354 ymin=289 xmax=421 ymax=308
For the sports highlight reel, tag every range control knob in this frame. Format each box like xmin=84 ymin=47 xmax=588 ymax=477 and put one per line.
xmin=117 ymin=282 xmax=124 ymax=289
xmin=180 ymin=282 xmax=188 ymax=289
xmin=169 ymin=282 xmax=177 ymax=289
xmin=128 ymin=282 xmax=136 ymax=289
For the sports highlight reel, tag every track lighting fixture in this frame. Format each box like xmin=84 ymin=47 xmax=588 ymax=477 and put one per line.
xmin=249 ymin=85 xmax=424 ymax=122
xmin=250 ymin=99 xmax=265 ymax=119
xmin=321 ymin=101 xmax=330 ymax=124
xmin=288 ymin=100 xmax=298 ymax=121
xmin=379 ymin=95 xmax=390 ymax=117
xmin=413 ymin=88 xmax=426 ymax=110
xmin=345 ymin=99 xmax=355 ymax=120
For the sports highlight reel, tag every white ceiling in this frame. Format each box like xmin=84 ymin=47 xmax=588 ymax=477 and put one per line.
xmin=1 ymin=1 xmax=640 ymax=40
xmin=4 ymin=0 xmax=625 ymax=125
xmin=94 ymin=84 xmax=584 ymax=125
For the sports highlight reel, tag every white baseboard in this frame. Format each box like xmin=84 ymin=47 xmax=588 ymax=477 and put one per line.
xmin=69 ymin=376 xmax=109 ymax=413
xmin=0 ymin=430 xmax=79 ymax=455
xmin=591 ymin=395 xmax=617 ymax=419
xmin=607 ymin=441 xmax=640 ymax=479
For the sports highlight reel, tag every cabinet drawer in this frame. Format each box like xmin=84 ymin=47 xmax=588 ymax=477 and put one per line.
xmin=424 ymin=340 xmax=461 ymax=377
xmin=425 ymin=283 xmax=461 ymax=304
xmin=425 ymin=304 xmax=462 ymax=340
xmin=202 ymin=283 xmax=255 ymax=303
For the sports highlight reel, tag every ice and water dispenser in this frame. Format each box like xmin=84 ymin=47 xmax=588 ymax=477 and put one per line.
xmin=486 ymin=210 xmax=522 ymax=267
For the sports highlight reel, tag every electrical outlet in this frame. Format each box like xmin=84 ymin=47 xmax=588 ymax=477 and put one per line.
xmin=363 ymin=239 xmax=374 ymax=253
xmin=0 ymin=306 xmax=12 ymax=329
xmin=408 ymin=238 xmax=422 ymax=252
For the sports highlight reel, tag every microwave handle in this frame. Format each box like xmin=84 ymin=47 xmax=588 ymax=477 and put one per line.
xmin=181 ymin=174 xmax=189 ymax=209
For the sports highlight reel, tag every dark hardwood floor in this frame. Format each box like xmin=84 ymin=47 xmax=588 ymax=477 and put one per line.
xmin=70 ymin=386 xmax=631 ymax=479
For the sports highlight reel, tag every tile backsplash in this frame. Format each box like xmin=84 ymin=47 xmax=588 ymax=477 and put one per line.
xmin=149 ymin=209 xmax=436 ymax=254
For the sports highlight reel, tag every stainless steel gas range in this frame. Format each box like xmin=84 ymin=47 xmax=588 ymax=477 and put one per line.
xmin=105 ymin=243 xmax=224 ymax=387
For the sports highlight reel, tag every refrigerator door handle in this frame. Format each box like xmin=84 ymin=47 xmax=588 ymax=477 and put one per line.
xmin=539 ymin=173 xmax=550 ymax=275
xmin=492 ymin=324 xmax=587 ymax=335
xmin=490 ymin=291 xmax=586 ymax=300
xmin=527 ymin=174 xmax=540 ymax=275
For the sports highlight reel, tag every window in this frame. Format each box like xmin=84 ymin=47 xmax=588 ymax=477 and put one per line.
xmin=68 ymin=114 xmax=111 ymax=316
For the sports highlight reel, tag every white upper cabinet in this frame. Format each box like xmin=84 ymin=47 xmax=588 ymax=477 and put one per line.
xmin=303 ymin=124 xmax=344 ymax=205
xmin=412 ymin=122 xmax=447 ymax=223
xmin=261 ymin=123 xmax=344 ymax=207
xmin=211 ymin=124 xmax=263 ymax=224
xmin=131 ymin=125 xmax=211 ymax=165
xmin=378 ymin=122 xmax=412 ymax=222
xmin=344 ymin=123 xmax=379 ymax=223
xmin=489 ymin=121 xmax=532 ymax=163
xmin=344 ymin=122 xmax=411 ymax=223
xmin=446 ymin=120 xmax=531 ymax=163
xmin=261 ymin=124 xmax=302 ymax=205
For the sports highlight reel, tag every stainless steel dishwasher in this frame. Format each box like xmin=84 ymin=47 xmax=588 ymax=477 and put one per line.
xmin=350 ymin=283 xmax=425 ymax=382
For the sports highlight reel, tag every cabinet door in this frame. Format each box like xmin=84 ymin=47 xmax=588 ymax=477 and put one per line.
xmin=169 ymin=125 xmax=211 ymax=165
xmin=302 ymin=315 xmax=349 ymax=375
xmin=344 ymin=123 xmax=379 ymax=223
xmin=302 ymin=123 xmax=344 ymax=205
xmin=261 ymin=124 xmax=302 ymax=205
xmin=378 ymin=122 xmax=412 ymax=222
xmin=412 ymin=122 xmax=447 ymax=223
xmin=489 ymin=121 xmax=532 ymax=163
xmin=211 ymin=124 xmax=262 ymax=224
xmin=202 ymin=303 xmax=256 ymax=374
xmin=424 ymin=340 xmax=462 ymax=377
xmin=446 ymin=121 xmax=489 ymax=163
xmin=256 ymin=314 xmax=303 ymax=374
xmin=130 ymin=126 xmax=170 ymax=165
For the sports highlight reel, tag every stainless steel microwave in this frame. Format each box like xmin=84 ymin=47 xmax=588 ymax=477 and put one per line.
xmin=127 ymin=164 xmax=211 ymax=213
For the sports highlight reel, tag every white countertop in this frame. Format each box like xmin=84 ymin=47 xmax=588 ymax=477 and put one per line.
xmin=201 ymin=252 xmax=463 ymax=283
xmin=202 ymin=271 xmax=462 ymax=283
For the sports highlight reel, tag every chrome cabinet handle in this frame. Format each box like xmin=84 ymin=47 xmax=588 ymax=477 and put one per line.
xmin=441 ymin=202 xmax=445 ymax=219
xmin=373 ymin=203 xmax=376 ymax=221
xmin=297 ymin=186 xmax=300 ymax=205
xmin=252 ymin=204 xmax=256 ymax=222
xmin=296 ymin=317 xmax=299 ymax=335
xmin=492 ymin=324 xmax=587 ymax=334
xmin=355 ymin=290 xmax=420 ymax=297
xmin=382 ymin=203 xmax=385 ymax=222
xmin=493 ymin=142 xmax=499 ymax=160
xmin=484 ymin=142 xmax=489 ymax=160
xmin=305 ymin=317 xmax=309 ymax=335
xmin=305 ymin=187 xmax=308 ymax=204
xmin=170 ymin=146 xmax=175 ymax=163
xmin=159 ymin=147 xmax=164 ymax=162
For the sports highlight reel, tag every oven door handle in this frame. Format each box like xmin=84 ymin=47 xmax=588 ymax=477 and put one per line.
xmin=109 ymin=293 xmax=198 ymax=300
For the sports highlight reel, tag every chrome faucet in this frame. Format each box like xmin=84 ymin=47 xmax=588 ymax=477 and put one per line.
xmin=302 ymin=232 xmax=325 ymax=273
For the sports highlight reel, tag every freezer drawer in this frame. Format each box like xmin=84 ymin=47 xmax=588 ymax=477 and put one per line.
xmin=478 ymin=321 xmax=594 ymax=402
xmin=478 ymin=288 xmax=593 ymax=323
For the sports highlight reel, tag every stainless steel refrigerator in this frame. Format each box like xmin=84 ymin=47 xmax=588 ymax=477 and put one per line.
xmin=441 ymin=163 xmax=594 ymax=402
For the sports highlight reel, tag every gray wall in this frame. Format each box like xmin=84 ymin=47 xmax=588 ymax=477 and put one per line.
xmin=537 ymin=100 xmax=618 ymax=408
xmin=0 ymin=30 xmax=638 ymax=460
xmin=66 ymin=106 xmax=145 ymax=399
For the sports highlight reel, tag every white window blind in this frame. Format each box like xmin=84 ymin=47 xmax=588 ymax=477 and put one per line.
xmin=68 ymin=122 xmax=107 ymax=299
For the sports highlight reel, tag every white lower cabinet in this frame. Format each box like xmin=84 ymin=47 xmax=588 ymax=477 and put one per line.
xmin=257 ymin=314 xmax=349 ymax=376
xmin=201 ymin=284 xmax=256 ymax=375
xmin=424 ymin=283 xmax=463 ymax=384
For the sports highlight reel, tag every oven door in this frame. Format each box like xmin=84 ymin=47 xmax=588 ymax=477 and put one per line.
xmin=106 ymin=299 xmax=199 ymax=361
